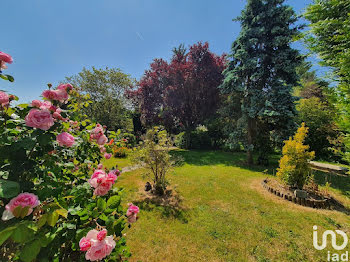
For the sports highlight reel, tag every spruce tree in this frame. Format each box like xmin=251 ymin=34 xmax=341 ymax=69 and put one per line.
xmin=221 ymin=0 xmax=302 ymax=165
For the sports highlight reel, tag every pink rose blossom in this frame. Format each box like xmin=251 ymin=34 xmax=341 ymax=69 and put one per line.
xmin=0 ymin=91 xmax=9 ymax=107
xmin=42 ymin=89 xmax=68 ymax=102
xmin=126 ymin=204 xmax=139 ymax=217
xmin=126 ymin=204 xmax=139 ymax=224
xmin=97 ymin=229 xmax=107 ymax=241
xmin=97 ymin=135 xmax=108 ymax=145
xmin=100 ymin=146 xmax=106 ymax=153
xmin=42 ymin=90 xmax=59 ymax=100
xmin=0 ymin=61 xmax=8 ymax=70
xmin=2 ymin=193 xmax=39 ymax=221
xmin=31 ymin=100 xmax=42 ymax=108
xmin=52 ymin=111 xmax=63 ymax=120
xmin=107 ymin=172 xmax=118 ymax=183
xmin=104 ymin=153 xmax=112 ymax=159
xmin=127 ymin=213 xmax=137 ymax=223
xmin=88 ymin=169 xmax=116 ymax=196
xmin=80 ymin=229 xmax=116 ymax=261
xmin=0 ymin=51 xmax=13 ymax=64
xmin=57 ymin=83 xmax=73 ymax=91
xmin=56 ymin=132 xmax=75 ymax=147
xmin=79 ymin=237 xmax=91 ymax=251
xmin=97 ymin=164 xmax=103 ymax=169
xmin=25 ymin=109 xmax=54 ymax=130
xmin=90 ymin=124 xmax=108 ymax=145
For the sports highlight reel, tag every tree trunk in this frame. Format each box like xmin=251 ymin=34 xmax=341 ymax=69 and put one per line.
xmin=246 ymin=116 xmax=255 ymax=165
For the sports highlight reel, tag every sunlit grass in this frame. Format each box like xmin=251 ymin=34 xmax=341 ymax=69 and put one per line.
xmin=111 ymin=150 xmax=350 ymax=262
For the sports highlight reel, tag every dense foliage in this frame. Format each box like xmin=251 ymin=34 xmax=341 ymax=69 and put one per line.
xmin=0 ymin=54 xmax=138 ymax=262
xmin=277 ymin=123 xmax=315 ymax=189
xmin=220 ymin=0 xmax=302 ymax=165
xmin=66 ymin=67 xmax=135 ymax=132
xmin=304 ymin=0 xmax=350 ymax=164
xmin=130 ymin=42 xmax=226 ymax=145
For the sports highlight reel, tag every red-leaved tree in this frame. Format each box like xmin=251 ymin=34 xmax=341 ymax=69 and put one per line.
xmin=129 ymin=42 xmax=226 ymax=134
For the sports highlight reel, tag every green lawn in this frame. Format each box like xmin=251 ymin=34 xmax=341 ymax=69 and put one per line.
xmin=113 ymin=150 xmax=349 ymax=262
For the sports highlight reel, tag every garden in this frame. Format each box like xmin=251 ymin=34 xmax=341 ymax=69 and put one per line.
xmin=1 ymin=0 xmax=350 ymax=261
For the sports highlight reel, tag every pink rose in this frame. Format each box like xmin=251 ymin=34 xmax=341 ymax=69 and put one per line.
xmin=104 ymin=153 xmax=111 ymax=159
xmin=100 ymin=146 xmax=106 ymax=153
xmin=42 ymin=89 xmax=68 ymax=102
xmin=0 ymin=61 xmax=7 ymax=70
xmin=31 ymin=100 xmax=42 ymax=108
xmin=127 ymin=213 xmax=137 ymax=223
xmin=25 ymin=109 xmax=54 ymax=130
xmin=56 ymin=132 xmax=75 ymax=147
xmin=97 ymin=164 xmax=103 ymax=169
xmin=107 ymin=172 xmax=117 ymax=183
xmin=57 ymin=83 xmax=73 ymax=91
xmin=93 ymin=181 xmax=113 ymax=196
xmin=0 ymin=51 xmax=13 ymax=64
xmin=0 ymin=91 xmax=9 ymax=107
xmin=2 ymin=193 xmax=40 ymax=221
xmin=80 ymin=229 xmax=116 ymax=261
xmin=97 ymin=135 xmax=108 ymax=145
xmin=97 ymin=229 xmax=107 ymax=241
xmin=79 ymin=237 xmax=91 ymax=251
xmin=42 ymin=90 xmax=59 ymax=100
xmin=126 ymin=204 xmax=139 ymax=217
xmin=88 ymin=169 xmax=115 ymax=196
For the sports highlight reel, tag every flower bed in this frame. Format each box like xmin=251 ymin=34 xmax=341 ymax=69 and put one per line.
xmin=261 ymin=178 xmax=331 ymax=209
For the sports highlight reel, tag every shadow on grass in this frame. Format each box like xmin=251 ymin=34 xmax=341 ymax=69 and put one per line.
xmin=314 ymin=170 xmax=350 ymax=198
xmin=133 ymin=189 xmax=189 ymax=223
xmin=171 ymin=149 xmax=280 ymax=176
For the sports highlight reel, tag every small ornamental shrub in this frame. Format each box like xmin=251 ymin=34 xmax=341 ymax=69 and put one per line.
xmin=0 ymin=51 xmax=138 ymax=262
xmin=132 ymin=127 xmax=173 ymax=195
xmin=277 ymin=123 xmax=315 ymax=189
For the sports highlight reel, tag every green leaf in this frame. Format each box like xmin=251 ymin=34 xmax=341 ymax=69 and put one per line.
xmin=97 ymin=198 xmax=107 ymax=211
xmin=20 ymin=239 xmax=41 ymax=262
xmin=37 ymin=214 xmax=47 ymax=229
xmin=12 ymin=224 xmax=35 ymax=243
xmin=39 ymin=232 xmax=56 ymax=247
xmin=20 ymin=206 xmax=31 ymax=218
xmin=47 ymin=211 xmax=59 ymax=227
xmin=0 ymin=179 xmax=20 ymax=198
xmin=0 ymin=226 xmax=16 ymax=246
xmin=5 ymin=74 xmax=14 ymax=82
xmin=106 ymin=195 xmax=121 ymax=209
xmin=13 ymin=206 xmax=23 ymax=217
xmin=55 ymin=208 xmax=68 ymax=218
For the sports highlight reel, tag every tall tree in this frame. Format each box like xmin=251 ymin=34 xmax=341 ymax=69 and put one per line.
xmin=130 ymin=42 xmax=226 ymax=138
xmin=221 ymin=0 xmax=302 ymax=165
xmin=66 ymin=67 xmax=134 ymax=131
xmin=304 ymin=0 xmax=350 ymax=163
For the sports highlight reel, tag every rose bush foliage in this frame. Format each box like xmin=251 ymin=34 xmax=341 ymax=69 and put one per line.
xmin=0 ymin=52 xmax=138 ymax=262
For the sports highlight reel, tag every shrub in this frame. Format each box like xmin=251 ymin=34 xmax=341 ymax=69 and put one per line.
xmin=277 ymin=123 xmax=315 ymax=189
xmin=113 ymin=146 xmax=129 ymax=158
xmin=175 ymin=126 xmax=212 ymax=149
xmin=132 ymin=127 xmax=173 ymax=195
xmin=0 ymin=52 xmax=138 ymax=262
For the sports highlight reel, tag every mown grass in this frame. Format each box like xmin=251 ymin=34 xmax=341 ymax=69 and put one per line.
xmin=112 ymin=150 xmax=349 ymax=262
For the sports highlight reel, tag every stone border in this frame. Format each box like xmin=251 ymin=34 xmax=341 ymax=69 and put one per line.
xmin=261 ymin=179 xmax=330 ymax=209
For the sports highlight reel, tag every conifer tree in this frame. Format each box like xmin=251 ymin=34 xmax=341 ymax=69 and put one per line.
xmin=221 ymin=0 xmax=302 ymax=165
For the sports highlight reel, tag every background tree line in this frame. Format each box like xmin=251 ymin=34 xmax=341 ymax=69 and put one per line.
xmin=65 ymin=0 xmax=350 ymax=166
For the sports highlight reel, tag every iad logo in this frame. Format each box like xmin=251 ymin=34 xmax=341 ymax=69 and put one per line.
xmin=313 ymin=226 xmax=349 ymax=261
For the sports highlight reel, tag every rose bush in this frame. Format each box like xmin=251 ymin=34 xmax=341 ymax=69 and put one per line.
xmin=0 ymin=52 xmax=138 ymax=262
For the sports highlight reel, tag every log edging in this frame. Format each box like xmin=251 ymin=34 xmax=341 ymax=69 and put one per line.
xmin=261 ymin=179 xmax=330 ymax=209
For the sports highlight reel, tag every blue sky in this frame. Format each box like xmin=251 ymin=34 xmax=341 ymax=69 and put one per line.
xmin=2 ymin=0 xmax=312 ymax=102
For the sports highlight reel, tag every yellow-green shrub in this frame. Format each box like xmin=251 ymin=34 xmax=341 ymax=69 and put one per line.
xmin=277 ymin=123 xmax=315 ymax=189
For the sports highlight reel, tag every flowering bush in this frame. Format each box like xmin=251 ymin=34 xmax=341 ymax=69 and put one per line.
xmin=0 ymin=52 xmax=138 ymax=262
